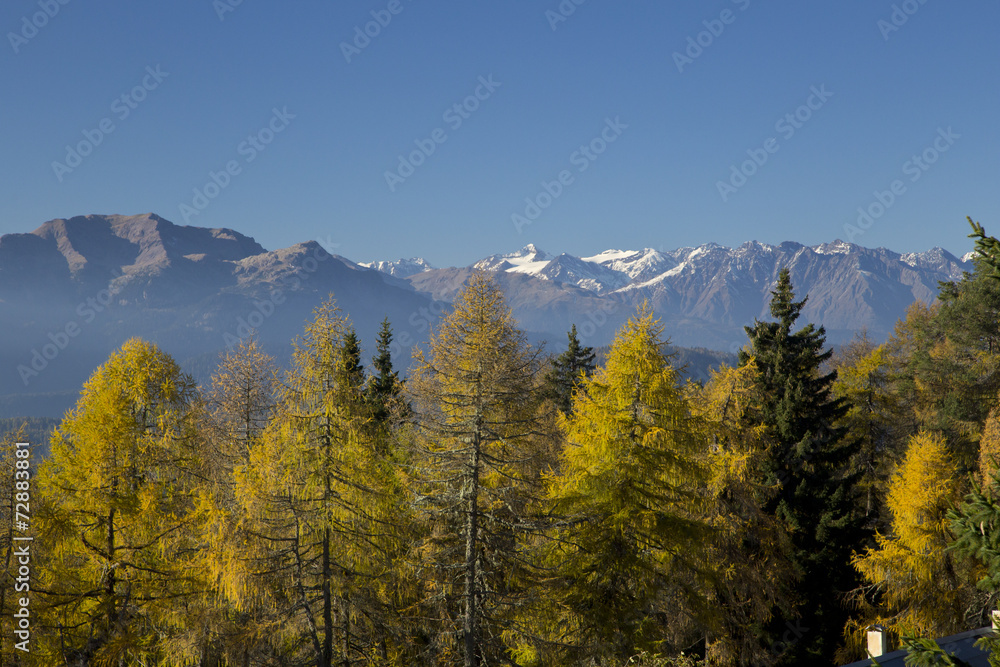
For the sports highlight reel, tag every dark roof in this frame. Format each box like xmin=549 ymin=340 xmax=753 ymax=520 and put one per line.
xmin=841 ymin=627 xmax=994 ymax=667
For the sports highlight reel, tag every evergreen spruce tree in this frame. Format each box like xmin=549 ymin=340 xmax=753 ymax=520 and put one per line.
xmin=544 ymin=324 xmax=597 ymax=415
xmin=367 ymin=317 xmax=405 ymax=425
xmin=739 ymin=268 xmax=861 ymax=665
xmin=341 ymin=326 xmax=366 ymax=393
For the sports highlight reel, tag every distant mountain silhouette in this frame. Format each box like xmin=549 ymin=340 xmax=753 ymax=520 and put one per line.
xmin=0 ymin=213 xmax=972 ymax=418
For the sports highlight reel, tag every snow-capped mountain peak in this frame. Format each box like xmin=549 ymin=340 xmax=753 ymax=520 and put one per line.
xmin=813 ymin=239 xmax=856 ymax=255
xmin=365 ymin=240 xmax=975 ymax=323
xmin=360 ymin=257 xmax=435 ymax=278
xmin=474 ymin=244 xmax=551 ymax=275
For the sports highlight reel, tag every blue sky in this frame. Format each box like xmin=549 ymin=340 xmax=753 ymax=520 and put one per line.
xmin=3 ymin=1 xmax=997 ymax=267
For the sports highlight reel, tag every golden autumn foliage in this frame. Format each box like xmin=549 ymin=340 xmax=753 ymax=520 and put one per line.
xmin=850 ymin=431 xmax=974 ymax=643
xmin=979 ymin=408 xmax=1000 ymax=489
xmin=515 ymin=304 xmax=715 ymax=666
xmin=21 ymin=233 xmax=1000 ymax=665
xmin=408 ymin=271 xmax=547 ymax=667
xmin=689 ymin=361 xmax=794 ymax=667
xmin=232 ymin=298 xmax=413 ymax=665
xmin=832 ymin=337 xmax=912 ymax=522
xmin=35 ymin=338 xmax=209 ymax=664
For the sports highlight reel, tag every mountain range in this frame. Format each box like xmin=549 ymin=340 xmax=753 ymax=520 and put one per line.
xmin=369 ymin=240 xmax=973 ymax=352
xmin=0 ymin=213 xmax=975 ymax=417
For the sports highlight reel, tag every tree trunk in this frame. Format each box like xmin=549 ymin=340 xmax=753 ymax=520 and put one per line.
xmin=342 ymin=595 xmax=351 ymax=667
xmin=463 ymin=430 xmax=481 ymax=667
xmin=323 ymin=527 xmax=333 ymax=667
xmin=107 ymin=507 xmax=116 ymax=626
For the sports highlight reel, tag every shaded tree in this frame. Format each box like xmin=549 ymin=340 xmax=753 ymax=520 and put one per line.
xmin=367 ymin=317 xmax=406 ymax=426
xmin=739 ymin=268 xmax=862 ymax=665
xmin=832 ymin=334 xmax=912 ymax=525
xmin=690 ymin=360 xmax=795 ymax=666
xmin=543 ymin=324 xmax=597 ymax=416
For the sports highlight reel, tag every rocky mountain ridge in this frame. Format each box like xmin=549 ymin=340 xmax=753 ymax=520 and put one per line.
xmin=374 ymin=239 xmax=972 ymax=351
xmin=0 ymin=213 xmax=975 ymax=417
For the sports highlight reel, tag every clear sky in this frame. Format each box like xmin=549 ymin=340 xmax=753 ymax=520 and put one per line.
xmin=3 ymin=1 xmax=997 ymax=267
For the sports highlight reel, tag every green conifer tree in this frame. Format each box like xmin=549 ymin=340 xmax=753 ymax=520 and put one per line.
xmin=739 ymin=268 xmax=862 ymax=665
xmin=367 ymin=317 xmax=406 ymax=425
xmin=544 ymin=324 xmax=597 ymax=415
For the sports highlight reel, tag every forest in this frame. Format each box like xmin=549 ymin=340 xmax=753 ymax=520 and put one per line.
xmin=3 ymin=220 xmax=1000 ymax=666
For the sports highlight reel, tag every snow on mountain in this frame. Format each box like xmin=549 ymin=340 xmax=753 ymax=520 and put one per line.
xmin=534 ymin=253 xmax=631 ymax=293
xmin=812 ymin=240 xmax=856 ymax=255
xmin=583 ymin=248 xmax=678 ymax=284
xmin=899 ymin=247 xmax=967 ymax=275
xmin=473 ymin=244 xmax=552 ymax=275
xmin=362 ymin=238 xmax=978 ymax=351
xmin=360 ymin=257 xmax=435 ymax=278
xmin=367 ymin=240 xmax=973 ymax=308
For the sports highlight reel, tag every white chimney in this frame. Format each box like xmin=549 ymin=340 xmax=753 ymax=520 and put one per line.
xmin=867 ymin=625 xmax=889 ymax=658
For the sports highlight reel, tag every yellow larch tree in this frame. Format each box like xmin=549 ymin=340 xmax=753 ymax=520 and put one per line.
xmin=234 ymin=298 xmax=412 ymax=666
xmin=193 ymin=337 xmax=285 ymax=665
xmin=850 ymin=431 xmax=975 ymax=645
xmin=689 ymin=360 xmax=795 ymax=667
xmin=34 ymin=338 xmax=209 ymax=664
xmin=407 ymin=270 xmax=548 ymax=667
xmin=518 ymin=304 xmax=715 ymax=665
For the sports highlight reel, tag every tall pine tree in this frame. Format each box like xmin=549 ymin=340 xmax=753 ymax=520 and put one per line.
xmin=367 ymin=317 xmax=406 ymax=426
xmin=739 ymin=268 xmax=862 ymax=665
xmin=544 ymin=324 xmax=597 ymax=416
